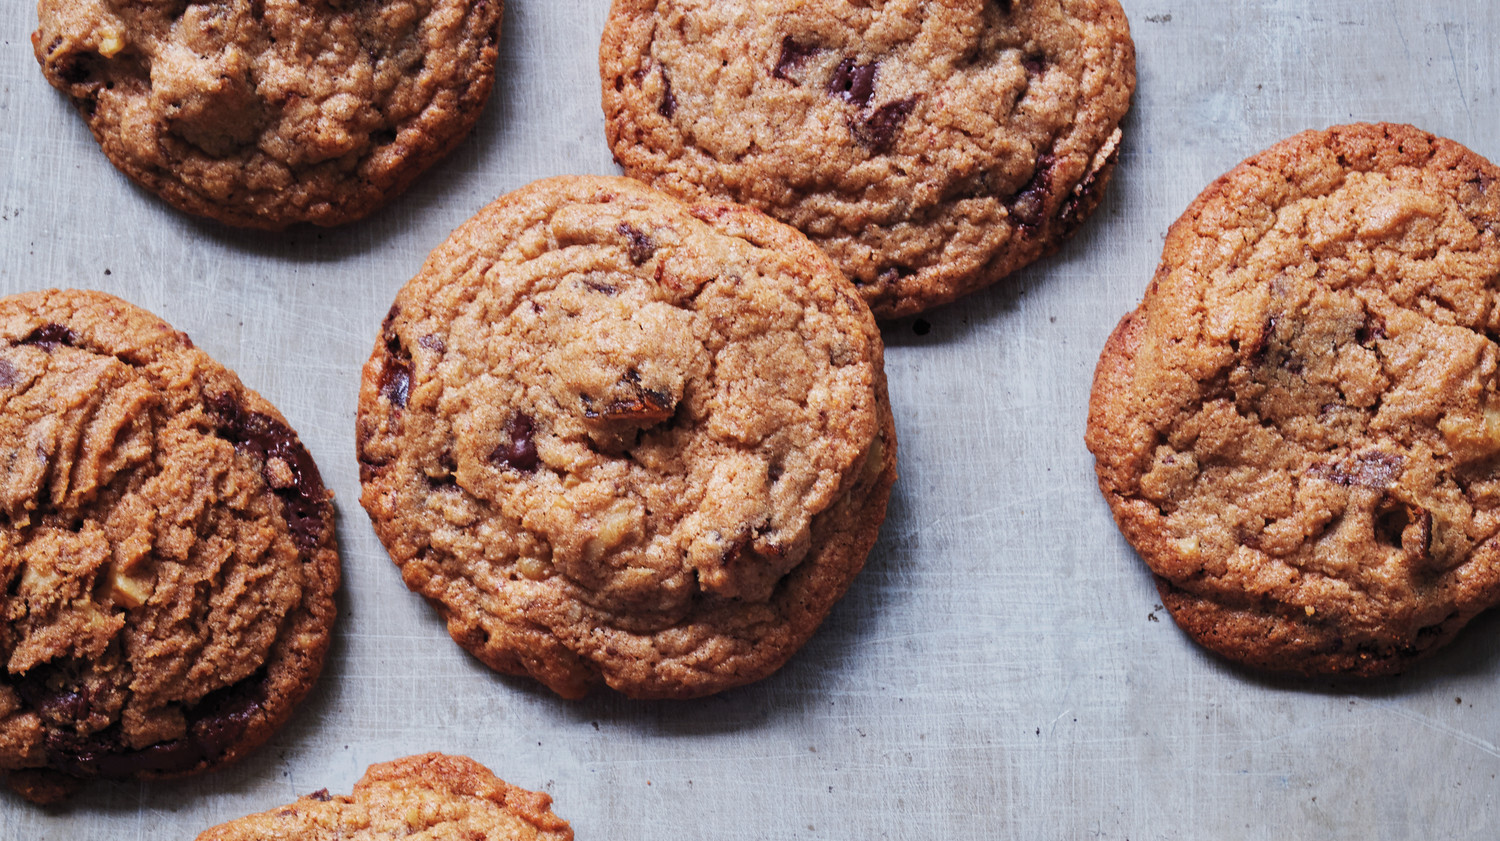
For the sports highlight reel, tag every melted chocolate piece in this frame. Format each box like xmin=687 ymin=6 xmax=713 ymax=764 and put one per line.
xmin=379 ymin=359 xmax=411 ymax=408
xmin=489 ymin=413 xmax=539 ymax=473
xmin=828 ymin=58 xmax=877 ymax=107
xmin=0 ymin=358 xmax=18 ymax=388
xmin=583 ymin=279 xmax=619 ymax=295
xmin=854 ymin=97 xmax=917 ymax=152
xmin=1060 ymin=143 xmax=1119 ymax=233
xmin=417 ymin=334 xmax=446 ymax=353
xmin=206 ymin=393 xmax=329 ymax=549
xmin=773 ymin=36 xmax=818 ymax=81
xmin=617 ymin=222 xmax=658 ymax=265
xmin=38 ymin=672 xmax=267 ymax=779
xmin=19 ymin=323 xmax=78 ymax=351
xmin=658 ymin=69 xmax=677 ymax=117
xmin=309 ymin=788 xmax=333 ymax=802
xmin=1310 ymin=451 xmax=1405 ymax=489
xmin=1022 ymin=53 xmax=1047 ymax=76
xmin=1007 ymin=155 xmax=1056 ymax=230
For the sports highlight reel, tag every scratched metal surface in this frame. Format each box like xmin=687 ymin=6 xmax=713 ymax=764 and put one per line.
xmin=2 ymin=2 xmax=1498 ymax=838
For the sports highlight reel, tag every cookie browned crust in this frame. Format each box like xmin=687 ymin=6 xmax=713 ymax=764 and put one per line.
xmin=0 ymin=290 xmax=339 ymax=802
xmin=601 ymin=0 xmax=1136 ymax=318
xmin=356 ymin=175 xmax=897 ymax=699
xmin=195 ymin=754 xmax=572 ymax=841
xmin=1087 ymin=124 xmax=1500 ymax=677
xmin=33 ymin=0 xmax=503 ymax=229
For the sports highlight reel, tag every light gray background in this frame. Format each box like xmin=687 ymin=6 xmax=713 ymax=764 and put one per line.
xmin=3 ymin=2 xmax=1498 ymax=838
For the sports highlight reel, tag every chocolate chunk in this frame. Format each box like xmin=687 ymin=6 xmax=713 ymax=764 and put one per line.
xmin=1060 ymin=143 xmax=1121 ymax=233
xmin=19 ymin=323 xmax=78 ymax=351
xmin=583 ymin=279 xmax=619 ymax=295
xmin=617 ymin=222 xmax=657 ymax=265
xmin=417 ymin=334 xmax=446 ymax=353
xmin=828 ymin=58 xmax=877 ymax=107
xmin=0 ymin=358 xmax=17 ymax=388
xmin=12 ymin=667 xmax=95 ymax=727
xmin=854 ymin=97 xmax=917 ymax=152
xmin=207 ymin=393 xmax=329 ymax=549
xmin=658 ymin=69 xmax=677 ymax=118
xmin=1007 ymin=155 xmax=1056 ymax=230
xmin=773 ymin=36 xmax=818 ymax=81
xmin=1310 ymin=451 xmax=1405 ymax=489
xmin=489 ymin=413 xmax=539 ymax=473
xmin=874 ymin=265 xmax=915 ymax=287
xmin=1021 ymin=54 xmax=1047 ymax=76
xmin=40 ymin=672 xmax=267 ymax=779
xmin=379 ymin=361 xmax=411 ymax=408
xmin=308 ymin=788 xmax=333 ymax=802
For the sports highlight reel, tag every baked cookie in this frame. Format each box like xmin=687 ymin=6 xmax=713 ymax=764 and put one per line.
xmin=600 ymin=0 xmax=1136 ymax=318
xmin=356 ymin=175 xmax=896 ymax=699
xmin=195 ymin=754 xmax=572 ymax=841
xmin=33 ymin=0 xmax=503 ymax=228
xmin=0 ymin=290 xmax=339 ymax=803
xmin=1087 ymin=124 xmax=1500 ymax=677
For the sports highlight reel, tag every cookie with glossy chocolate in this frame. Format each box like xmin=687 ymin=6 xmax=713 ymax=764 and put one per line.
xmin=1087 ymin=124 xmax=1500 ymax=676
xmin=195 ymin=754 xmax=572 ymax=841
xmin=601 ymin=0 xmax=1136 ymax=318
xmin=33 ymin=0 xmax=502 ymax=228
xmin=0 ymin=290 xmax=338 ymax=802
xmin=356 ymin=176 xmax=896 ymax=699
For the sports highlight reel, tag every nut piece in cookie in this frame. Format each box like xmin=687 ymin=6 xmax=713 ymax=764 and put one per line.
xmin=356 ymin=176 xmax=897 ymax=699
xmin=32 ymin=0 xmax=504 ymax=228
xmin=601 ymin=0 xmax=1136 ymax=318
xmin=0 ymin=290 xmax=339 ymax=802
xmin=194 ymin=753 xmax=572 ymax=841
xmin=1087 ymin=124 xmax=1500 ymax=677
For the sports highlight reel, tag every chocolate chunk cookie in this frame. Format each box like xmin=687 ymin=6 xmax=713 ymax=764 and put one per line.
xmin=356 ymin=176 xmax=896 ymax=699
xmin=1087 ymin=124 xmax=1500 ymax=677
xmin=195 ymin=754 xmax=572 ymax=841
xmin=33 ymin=0 xmax=503 ymax=228
xmin=601 ymin=0 xmax=1136 ymax=318
xmin=0 ymin=290 xmax=339 ymax=802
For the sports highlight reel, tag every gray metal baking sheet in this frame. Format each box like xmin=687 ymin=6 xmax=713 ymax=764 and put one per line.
xmin=3 ymin=2 xmax=1498 ymax=838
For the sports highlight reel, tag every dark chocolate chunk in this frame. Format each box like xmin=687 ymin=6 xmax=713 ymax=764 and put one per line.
xmin=489 ymin=413 xmax=539 ymax=473
xmin=1060 ymin=143 xmax=1120 ymax=233
xmin=1021 ymin=53 xmax=1047 ymax=76
xmin=854 ymin=97 xmax=917 ymax=152
xmin=828 ymin=58 xmax=877 ymax=107
xmin=417 ymin=334 xmax=446 ymax=353
xmin=773 ymin=36 xmax=818 ymax=81
xmin=617 ymin=222 xmax=658 ymax=265
xmin=19 ymin=323 xmax=78 ymax=351
xmin=1310 ymin=451 xmax=1405 ymax=489
xmin=379 ymin=360 xmax=411 ymax=409
xmin=0 ymin=358 xmax=17 ymax=388
xmin=658 ymin=69 xmax=677 ymax=118
xmin=1007 ymin=155 xmax=1056 ymax=230
xmin=308 ymin=788 xmax=333 ymax=802
xmin=206 ymin=393 xmax=329 ymax=549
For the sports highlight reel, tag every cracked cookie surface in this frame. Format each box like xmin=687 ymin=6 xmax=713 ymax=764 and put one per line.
xmin=356 ymin=176 xmax=896 ymax=699
xmin=33 ymin=0 xmax=503 ymax=228
xmin=195 ymin=753 xmax=572 ymax=841
xmin=0 ymin=290 xmax=338 ymax=803
xmin=1087 ymin=124 xmax=1500 ymax=676
xmin=601 ymin=0 xmax=1135 ymax=318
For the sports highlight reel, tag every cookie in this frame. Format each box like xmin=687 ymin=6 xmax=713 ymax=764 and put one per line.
xmin=0 ymin=290 xmax=339 ymax=802
xmin=33 ymin=0 xmax=503 ymax=228
xmin=356 ymin=175 xmax=896 ymax=699
xmin=1087 ymin=124 xmax=1500 ymax=677
xmin=600 ymin=0 xmax=1136 ymax=319
xmin=195 ymin=754 xmax=572 ymax=841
